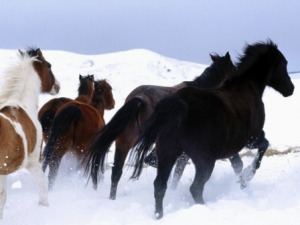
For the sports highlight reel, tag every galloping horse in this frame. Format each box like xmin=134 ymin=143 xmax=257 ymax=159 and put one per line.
xmin=0 ymin=48 xmax=60 ymax=218
xmin=38 ymin=74 xmax=95 ymax=143
xmin=130 ymin=41 xmax=294 ymax=219
xmin=42 ymin=79 xmax=115 ymax=189
xmin=84 ymin=53 xmax=235 ymax=200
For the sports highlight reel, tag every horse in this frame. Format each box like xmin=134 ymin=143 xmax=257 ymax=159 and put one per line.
xmin=38 ymin=74 xmax=95 ymax=143
xmin=42 ymin=79 xmax=115 ymax=189
xmin=84 ymin=52 xmax=235 ymax=200
xmin=0 ymin=48 xmax=60 ymax=219
xmin=130 ymin=41 xmax=294 ymax=219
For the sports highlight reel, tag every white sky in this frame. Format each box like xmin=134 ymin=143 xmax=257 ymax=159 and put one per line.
xmin=0 ymin=0 xmax=299 ymax=71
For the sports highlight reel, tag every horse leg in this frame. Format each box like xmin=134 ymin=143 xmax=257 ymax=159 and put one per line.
xmin=110 ymin=148 xmax=129 ymax=200
xmin=170 ymin=152 xmax=190 ymax=190
xmin=229 ymin=153 xmax=243 ymax=175
xmin=47 ymin=149 xmax=65 ymax=190
xmin=0 ymin=175 xmax=7 ymax=219
xmin=154 ymin=153 xmax=178 ymax=219
xmin=110 ymin=136 xmax=133 ymax=200
xmin=26 ymin=163 xmax=49 ymax=206
xmin=240 ymin=137 xmax=269 ymax=188
xmin=189 ymin=157 xmax=215 ymax=204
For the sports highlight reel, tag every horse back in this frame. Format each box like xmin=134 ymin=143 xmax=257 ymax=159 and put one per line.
xmin=0 ymin=106 xmax=36 ymax=174
xmin=177 ymin=87 xmax=265 ymax=158
xmin=38 ymin=97 xmax=71 ymax=121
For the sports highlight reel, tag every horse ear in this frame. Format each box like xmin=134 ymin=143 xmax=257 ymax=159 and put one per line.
xmin=79 ymin=74 xmax=82 ymax=80
xmin=210 ymin=53 xmax=218 ymax=62
xmin=18 ymin=49 xmax=24 ymax=57
xmin=36 ymin=48 xmax=43 ymax=57
xmin=225 ymin=52 xmax=230 ymax=60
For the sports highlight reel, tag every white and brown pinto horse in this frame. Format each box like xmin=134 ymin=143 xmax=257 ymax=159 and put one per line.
xmin=0 ymin=48 xmax=60 ymax=219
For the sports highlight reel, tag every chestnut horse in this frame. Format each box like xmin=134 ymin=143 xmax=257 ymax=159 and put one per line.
xmin=0 ymin=48 xmax=60 ymax=219
xmin=84 ymin=53 xmax=235 ymax=200
xmin=38 ymin=74 xmax=95 ymax=143
xmin=130 ymin=41 xmax=294 ymax=219
xmin=42 ymin=79 xmax=115 ymax=189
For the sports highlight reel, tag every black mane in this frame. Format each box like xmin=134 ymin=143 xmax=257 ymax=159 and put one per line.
xmin=230 ymin=40 xmax=279 ymax=79
xmin=26 ymin=47 xmax=39 ymax=57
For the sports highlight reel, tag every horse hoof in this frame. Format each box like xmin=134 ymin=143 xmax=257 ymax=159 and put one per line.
xmin=39 ymin=200 xmax=49 ymax=207
xmin=155 ymin=212 xmax=163 ymax=219
xmin=109 ymin=195 xmax=116 ymax=200
xmin=240 ymin=181 xmax=247 ymax=189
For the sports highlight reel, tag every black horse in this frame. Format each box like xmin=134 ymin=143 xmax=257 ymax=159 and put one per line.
xmin=130 ymin=41 xmax=294 ymax=219
xmin=84 ymin=53 xmax=235 ymax=199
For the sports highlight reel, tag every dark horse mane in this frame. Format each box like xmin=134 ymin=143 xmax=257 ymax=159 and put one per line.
xmin=225 ymin=40 xmax=279 ymax=83
xmin=186 ymin=52 xmax=233 ymax=88
xmin=24 ymin=47 xmax=40 ymax=57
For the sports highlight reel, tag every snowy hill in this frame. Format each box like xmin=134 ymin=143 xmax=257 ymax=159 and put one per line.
xmin=38 ymin=49 xmax=205 ymax=114
xmin=0 ymin=49 xmax=299 ymax=225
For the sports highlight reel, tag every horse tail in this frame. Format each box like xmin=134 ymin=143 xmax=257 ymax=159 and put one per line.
xmin=130 ymin=94 xmax=188 ymax=179
xmin=39 ymin=109 xmax=56 ymax=134
xmin=84 ymin=97 xmax=145 ymax=189
xmin=42 ymin=105 xmax=82 ymax=172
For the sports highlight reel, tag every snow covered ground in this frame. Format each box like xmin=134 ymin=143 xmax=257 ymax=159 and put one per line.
xmin=0 ymin=49 xmax=299 ymax=225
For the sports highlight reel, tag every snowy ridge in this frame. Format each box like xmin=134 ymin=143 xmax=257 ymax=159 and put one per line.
xmin=39 ymin=49 xmax=206 ymax=120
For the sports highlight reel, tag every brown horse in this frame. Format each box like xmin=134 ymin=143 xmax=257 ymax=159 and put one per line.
xmin=130 ymin=41 xmax=294 ymax=219
xmin=42 ymin=79 xmax=115 ymax=189
xmin=84 ymin=53 xmax=235 ymax=200
xmin=0 ymin=48 xmax=60 ymax=219
xmin=38 ymin=74 xmax=95 ymax=142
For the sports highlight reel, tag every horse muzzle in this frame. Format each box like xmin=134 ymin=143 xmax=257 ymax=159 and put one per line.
xmin=50 ymin=80 xmax=61 ymax=95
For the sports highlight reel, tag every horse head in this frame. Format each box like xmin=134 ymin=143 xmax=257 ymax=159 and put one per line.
xmin=93 ymin=79 xmax=115 ymax=110
xmin=20 ymin=48 xmax=60 ymax=95
xmin=265 ymin=43 xmax=294 ymax=97
xmin=77 ymin=74 xmax=95 ymax=102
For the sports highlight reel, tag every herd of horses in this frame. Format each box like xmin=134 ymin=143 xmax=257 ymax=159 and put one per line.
xmin=0 ymin=40 xmax=295 ymax=219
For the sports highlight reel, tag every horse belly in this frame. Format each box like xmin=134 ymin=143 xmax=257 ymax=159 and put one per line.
xmin=0 ymin=116 xmax=25 ymax=174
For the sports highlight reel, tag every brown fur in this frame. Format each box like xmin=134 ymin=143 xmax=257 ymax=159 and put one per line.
xmin=38 ymin=75 xmax=94 ymax=143
xmin=42 ymin=79 xmax=115 ymax=189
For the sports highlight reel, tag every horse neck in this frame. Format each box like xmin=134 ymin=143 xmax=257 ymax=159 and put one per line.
xmin=226 ymin=62 xmax=271 ymax=97
xmin=74 ymin=85 xmax=94 ymax=104
xmin=190 ymin=67 xmax=224 ymax=88
xmin=0 ymin=57 xmax=40 ymax=115
xmin=91 ymin=94 xmax=105 ymax=117
xmin=91 ymin=102 xmax=105 ymax=117
xmin=75 ymin=95 xmax=93 ymax=104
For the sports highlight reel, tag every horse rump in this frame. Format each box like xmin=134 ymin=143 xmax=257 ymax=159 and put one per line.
xmin=42 ymin=105 xmax=82 ymax=172
xmin=130 ymin=94 xmax=188 ymax=179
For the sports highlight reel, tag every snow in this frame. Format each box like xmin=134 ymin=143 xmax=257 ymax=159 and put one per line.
xmin=0 ymin=49 xmax=299 ymax=225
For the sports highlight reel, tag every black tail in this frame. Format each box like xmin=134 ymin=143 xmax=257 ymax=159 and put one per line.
xmin=42 ymin=105 xmax=82 ymax=172
xmin=39 ymin=109 xmax=56 ymax=135
xmin=130 ymin=94 xmax=188 ymax=179
xmin=84 ymin=97 xmax=145 ymax=189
